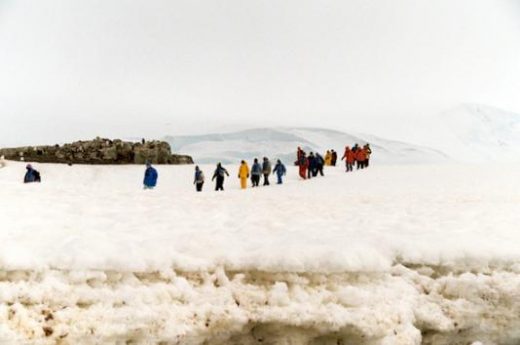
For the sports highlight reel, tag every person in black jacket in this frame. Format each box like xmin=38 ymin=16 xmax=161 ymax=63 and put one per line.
xmin=212 ymin=163 xmax=229 ymax=191
xmin=315 ymin=153 xmax=325 ymax=176
xmin=307 ymin=152 xmax=317 ymax=179
xmin=251 ymin=158 xmax=262 ymax=187
xmin=194 ymin=166 xmax=205 ymax=192
xmin=331 ymin=150 xmax=338 ymax=166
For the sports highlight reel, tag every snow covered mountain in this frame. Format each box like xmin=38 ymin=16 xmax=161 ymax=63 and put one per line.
xmin=165 ymin=128 xmax=447 ymax=165
xmin=399 ymin=104 xmax=520 ymax=162
xmin=165 ymin=104 xmax=520 ymax=164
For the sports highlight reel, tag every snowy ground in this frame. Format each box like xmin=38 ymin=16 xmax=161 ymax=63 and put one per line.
xmin=0 ymin=161 xmax=519 ymax=344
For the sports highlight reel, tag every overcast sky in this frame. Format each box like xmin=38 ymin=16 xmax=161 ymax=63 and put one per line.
xmin=1 ymin=0 xmax=520 ymax=146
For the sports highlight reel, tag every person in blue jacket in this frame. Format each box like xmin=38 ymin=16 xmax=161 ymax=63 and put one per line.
xmin=143 ymin=162 xmax=158 ymax=189
xmin=24 ymin=164 xmax=41 ymax=183
xmin=272 ymin=159 xmax=287 ymax=184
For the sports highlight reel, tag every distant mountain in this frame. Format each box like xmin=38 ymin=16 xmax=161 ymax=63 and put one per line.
xmin=409 ymin=104 xmax=520 ymax=162
xmin=165 ymin=104 xmax=520 ymax=164
xmin=165 ymin=128 xmax=448 ymax=165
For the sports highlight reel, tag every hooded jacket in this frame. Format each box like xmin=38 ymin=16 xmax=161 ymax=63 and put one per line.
xmin=324 ymin=152 xmax=332 ymax=165
xmin=24 ymin=166 xmax=41 ymax=183
xmin=251 ymin=162 xmax=262 ymax=176
xmin=143 ymin=166 xmax=158 ymax=187
xmin=342 ymin=149 xmax=355 ymax=164
xmin=273 ymin=162 xmax=286 ymax=176
xmin=262 ymin=159 xmax=271 ymax=175
xmin=238 ymin=163 xmax=250 ymax=179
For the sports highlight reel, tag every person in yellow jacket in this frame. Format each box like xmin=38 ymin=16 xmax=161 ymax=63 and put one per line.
xmin=238 ymin=160 xmax=250 ymax=189
xmin=324 ymin=150 xmax=332 ymax=166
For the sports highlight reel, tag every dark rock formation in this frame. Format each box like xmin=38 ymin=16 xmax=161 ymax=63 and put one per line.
xmin=0 ymin=138 xmax=194 ymax=165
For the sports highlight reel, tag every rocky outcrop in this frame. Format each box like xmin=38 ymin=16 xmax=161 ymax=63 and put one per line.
xmin=0 ymin=138 xmax=194 ymax=165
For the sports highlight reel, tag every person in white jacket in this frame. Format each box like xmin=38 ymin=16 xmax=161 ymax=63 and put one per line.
xmin=0 ymin=155 xmax=6 ymax=168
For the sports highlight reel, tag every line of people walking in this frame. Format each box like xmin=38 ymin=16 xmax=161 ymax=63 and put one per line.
xmin=13 ymin=143 xmax=372 ymax=189
xmin=209 ymin=157 xmax=287 ymax=192
xmin=143 ymin=144 xmax=372 ymax=191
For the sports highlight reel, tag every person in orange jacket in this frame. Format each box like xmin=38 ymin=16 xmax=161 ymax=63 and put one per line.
xmin=341 ymin=146 xmax=355 ymax=172
xmin=238 ymin=160 xmax=250 ymax=189
xmin=356 ymin=147 xmax=367 ymax=169
xmin=324 ymin=150 xmax=332 ymax=166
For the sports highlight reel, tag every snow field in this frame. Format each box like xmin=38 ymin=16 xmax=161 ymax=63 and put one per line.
xmin=0 ymin=162 xmax=520 ymax=344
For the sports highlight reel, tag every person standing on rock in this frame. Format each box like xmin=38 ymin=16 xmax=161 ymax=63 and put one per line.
xmin=250 ymin=158 xmax=262 ymax=187
xmin=238 ymin=160 xmax=250 ymax=189
xmin=194 ymin=166 xmax=205 ymax=192
xmin=24 ymin=164 xmax=41 ymax=183
xmin=262 ymin=157 xmax=271 ymax=186
xmin=143 ymin=161 xmax=158 ymax=189
xmin=212 ymin=163 xmax=229 ymax=191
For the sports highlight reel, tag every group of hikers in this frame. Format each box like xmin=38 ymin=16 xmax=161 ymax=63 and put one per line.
xmin=235 ymin=158 xmax=287 ymax=190
xmin=296 ymin=143 xmax=372 ymax=178
xmin=143 ymin=143 xmax=372 ymax=191
xmin=8 ymin=143 xmax=372 ymax=190
xmin=341 ymin=143 xmax=372 ymax=171
xmin=142 ymin=157 xmax=287 ymax=192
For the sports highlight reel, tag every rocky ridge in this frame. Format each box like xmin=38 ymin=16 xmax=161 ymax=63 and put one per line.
xmin=0 ymin=137 xmax=193 ymax=165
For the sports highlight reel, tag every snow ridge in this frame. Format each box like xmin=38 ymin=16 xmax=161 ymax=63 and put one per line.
xmin=1 ymin=265 xmax=520 ymax=344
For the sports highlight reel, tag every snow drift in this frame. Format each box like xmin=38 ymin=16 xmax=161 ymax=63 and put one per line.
xmin=0 ymin=162 xmax=519 ymax=344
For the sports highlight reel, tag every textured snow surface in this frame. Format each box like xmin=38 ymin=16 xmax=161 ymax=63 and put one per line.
xmin=0 ymin=162 xmax=519 ymax=344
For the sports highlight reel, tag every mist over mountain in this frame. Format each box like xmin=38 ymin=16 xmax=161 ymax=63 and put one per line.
xmin=165 ymin=104 xmax=520 ymax=164
xmin=165 ymin=127 xmax=447 ymax=165
xmin=404 ymin=104 xmax=520 ymax=162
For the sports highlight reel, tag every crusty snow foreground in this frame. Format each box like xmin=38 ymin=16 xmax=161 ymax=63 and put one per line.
xmin=0 ymin=162 xmax=519 ymax=345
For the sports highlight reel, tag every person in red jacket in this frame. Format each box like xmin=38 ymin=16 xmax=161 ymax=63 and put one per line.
xmin=341 ymin=146 xmax=355 ymax=172
xmin=296 ymin=147 xmax=304 ymax=164
xmin=356 ymin=147 xmax=367 ymax=169
xmin=298 ymin=152 xmax=308 ymax=179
